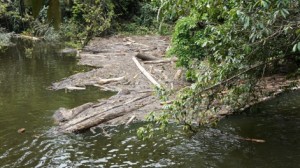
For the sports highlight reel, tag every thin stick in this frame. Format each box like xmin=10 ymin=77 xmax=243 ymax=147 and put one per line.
xmin=126 ymin=115 xmax=136 ymax=125
xmin=143 ymin=58 xmax=178 ymax=64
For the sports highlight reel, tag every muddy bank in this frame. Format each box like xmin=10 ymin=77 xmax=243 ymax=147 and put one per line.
xmin=51 ymin=36 xmax=186 ymax=133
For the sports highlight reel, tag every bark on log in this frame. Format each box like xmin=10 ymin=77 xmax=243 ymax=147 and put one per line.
xmin=136 ymin=53 xmax=159 ymax=61
xmin=57 ymin=94 xmax=151 ymax=133
xmin=53 ymin=102 xmax=94 ymax=122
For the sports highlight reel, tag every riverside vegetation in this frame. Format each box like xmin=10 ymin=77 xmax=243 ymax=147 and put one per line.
xmin=1 ymin=0 xmax=300 ymax=137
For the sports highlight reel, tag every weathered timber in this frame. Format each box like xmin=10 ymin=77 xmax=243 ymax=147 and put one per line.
xmin=126 ymin=115 xmax=136 ymax=125
xmin=136 ymin=52 xmax=158 ymax=61
xmin=132 ymin=56 xmax=161 ymax=88
xmin=143 ymin=58 xmax=178 ymax=64
xmin=53 ymin=102 xmax=94 ymax=122
xmin=97 ymin=76 xmax=125 ymax=85
xmin=65 ymin=86 xmax=86 ymax=91
xmin=57 ymin=93 xmax=152 ymax=133
xmin=15 ymin=34 xmax=41 ymax=41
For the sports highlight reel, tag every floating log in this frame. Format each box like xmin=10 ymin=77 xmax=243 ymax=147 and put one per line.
xmin=17 ymin=128 xmax=26 ymax=134
xmin=132 ymin=56 xmax=161 ymax=88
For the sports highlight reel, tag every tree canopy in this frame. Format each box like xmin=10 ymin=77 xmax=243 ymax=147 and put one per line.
xmin=138 ymin=0 xmax=300 ymax=135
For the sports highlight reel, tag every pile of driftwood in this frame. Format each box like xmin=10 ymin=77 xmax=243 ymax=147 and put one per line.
xmin=53 ymin=52 xmax=174 ymax=133
xmin=54 ymin=93 xmax=154 ymax=133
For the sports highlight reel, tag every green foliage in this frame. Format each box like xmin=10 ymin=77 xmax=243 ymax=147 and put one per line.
xmin=0 ymin=30 xmax=13 ymax=49
xmin=0 ymin=1 xmax=33 ymax=32
xmin=112 ymin=0 xmax=165 ymax=35
xmin=60 ymin=0 xmax=114 ymax=47
xmin=140 ymin=0 xmax=300 ymax=134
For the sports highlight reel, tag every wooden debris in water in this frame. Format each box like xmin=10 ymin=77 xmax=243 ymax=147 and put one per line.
xmin=17 ymin=128 xmax=26 ymax=134
xmin=238 ymin=137 xmax=266 ymax=143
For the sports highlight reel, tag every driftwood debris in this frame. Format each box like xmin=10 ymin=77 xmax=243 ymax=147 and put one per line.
xmin=17 ymin=128 xmax=26 ymax=134
xmin=15 ymin=34 xmax=40 ymax=41
xmin=143 ymin=58 xmax=178 ymax=64
xmin=132 ymin=56 xmax=161 ymax=88
xmin=136 ymin=52 xmax=158 ymax=61
xmin=174 ymin=69 xmax=183 ymax=80
xmin=56 ymin=93 xmax=152 ymax=133
xmin=237 ymin=137 xmax=266 ymax=143
xmin=97 ymin=76 xmax=125 ymax=85
xmin=126 ymin=115 xmax=136 ymax=125
xmin=65 ymin=86 xmax=86 ymax=91
xmin=53 ymin=102 xmax=94 ymax=122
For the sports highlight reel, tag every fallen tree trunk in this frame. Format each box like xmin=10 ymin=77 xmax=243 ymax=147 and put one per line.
xmin=136 ymin=52 xmax=158 ymax=61
xmin=53 ymin=102 xmax=94 ymax=122
xmin=132 ymin=56 xmax=161 ymax=88
xmin=57 ymin=93 xmax=151 ymax=133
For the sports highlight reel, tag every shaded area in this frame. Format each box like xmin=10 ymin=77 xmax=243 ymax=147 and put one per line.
xmin=0 ymin=39 xmax=114 ymax=166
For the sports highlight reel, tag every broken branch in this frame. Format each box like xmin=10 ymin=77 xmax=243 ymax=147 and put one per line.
xmin=132 ymin=56 xmax=161 ymax=88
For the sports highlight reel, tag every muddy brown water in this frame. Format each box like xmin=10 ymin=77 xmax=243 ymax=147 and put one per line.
xmin=0 ymin=39 xmax=299 ymax=167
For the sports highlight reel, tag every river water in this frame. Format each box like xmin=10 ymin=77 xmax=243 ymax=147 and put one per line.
xmin=0 ymin=40 xmax=299 ymax=167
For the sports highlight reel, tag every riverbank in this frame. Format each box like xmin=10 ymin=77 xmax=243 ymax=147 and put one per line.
xmin=50 ymin=35 xmax=187 ymax=133
xmin=50 ymin=35 xmax=300 ymax=133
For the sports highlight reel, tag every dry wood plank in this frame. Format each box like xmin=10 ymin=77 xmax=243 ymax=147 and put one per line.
xmin=132 ymin=56 xmax=161 ymax=88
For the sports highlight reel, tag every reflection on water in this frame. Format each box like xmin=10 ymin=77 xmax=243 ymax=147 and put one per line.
xmin=0 ymin=39 xmax=299 ymax=167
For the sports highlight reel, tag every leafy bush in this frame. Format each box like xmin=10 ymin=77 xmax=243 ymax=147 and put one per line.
xmin=139 ymin=0 xmax=300 ymax=134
